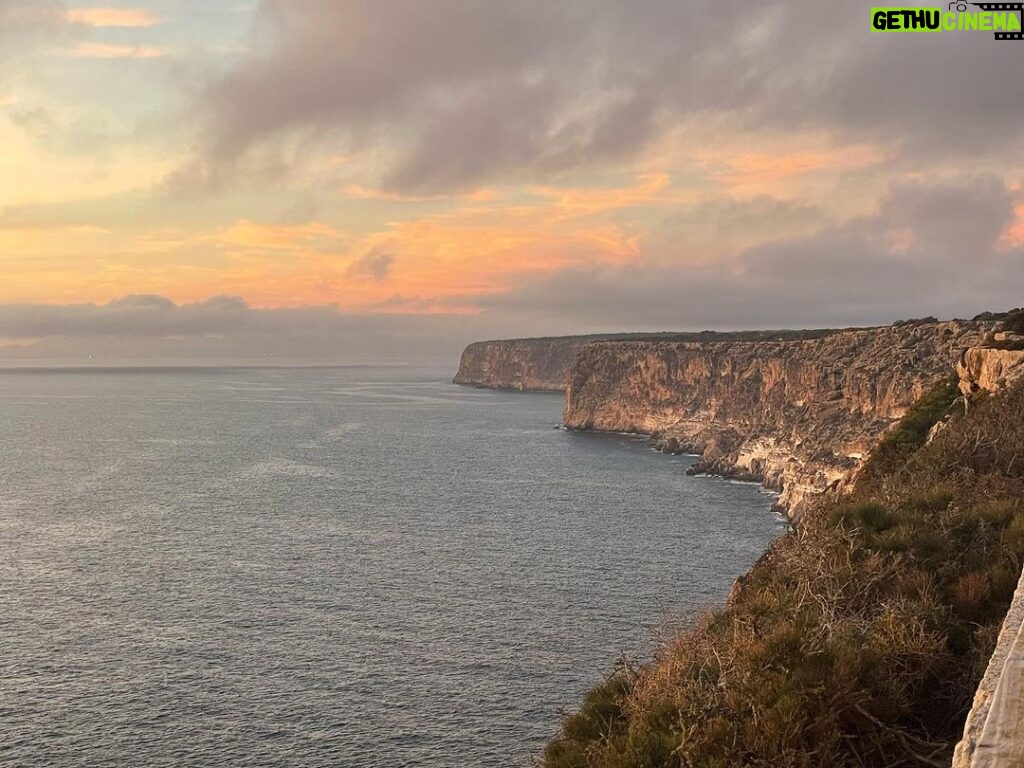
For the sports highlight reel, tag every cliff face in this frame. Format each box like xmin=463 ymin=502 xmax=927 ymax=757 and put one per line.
xmin=957 ymin=344 xmax=1024 ymax=397
xmin=453 ymin=330 xmax=845 ymax=391
xmin=453 ymin=337 xmax=589 ymax=391
xmin=563 ymin=321 xmax=988 ymax=517
xmin=453 ymin=320 xmax=1013 ymax=518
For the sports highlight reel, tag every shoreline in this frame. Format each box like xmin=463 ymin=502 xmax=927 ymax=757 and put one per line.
xmin=564 ymin=422 xmax=796 ymax=520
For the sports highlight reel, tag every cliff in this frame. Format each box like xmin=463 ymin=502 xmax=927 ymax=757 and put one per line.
xmin=957 ymin=344 xmax=1024 ymax=397
xmin=562 ymin=321 xmax=989 ymax=517
xmin=453 ymin=337 xmax=591 ymax=391
xmin=452 ymin=330 xmax=842 ymax=392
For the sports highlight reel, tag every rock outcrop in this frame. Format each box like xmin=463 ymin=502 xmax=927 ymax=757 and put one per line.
xmin=561 ymin=321 xmax=989 ymax=518
xmin=957 ymin=344 xmax=1024 ymax=398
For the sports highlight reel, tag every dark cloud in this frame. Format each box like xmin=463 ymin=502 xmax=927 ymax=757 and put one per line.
xmin=183 ymin=0 xmax=1024 ymax=193
xmin=0 ymin=294 xmax=504 ymax=362
xmin=472 ymin=176 xmax=1024 ymax=330
xmin=0 ymin=295 xmax=252 ymax=339
xmin=647 ymin=196 xmax=828 ymax=254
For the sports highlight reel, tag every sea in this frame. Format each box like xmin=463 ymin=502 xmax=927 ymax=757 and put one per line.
xmin=0 ymin=364 xmax=785 ymax=767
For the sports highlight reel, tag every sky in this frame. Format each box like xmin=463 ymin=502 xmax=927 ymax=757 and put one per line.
xmin=1 ymin=0 xmax=1023 ymax=361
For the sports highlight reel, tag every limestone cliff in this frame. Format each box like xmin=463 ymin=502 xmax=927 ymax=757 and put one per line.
xmin=562 ymin=321 xmax=989 ymax=517
xmin=453 ymin=332 xmax=708 ymax=390
xmin=454 ymin=330 xmax=845 ymax=392
xmin=453 ymin=337 xmax=591 ymax=391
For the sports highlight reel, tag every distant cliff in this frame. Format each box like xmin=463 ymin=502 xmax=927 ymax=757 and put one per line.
xmin=453 ymin=337 xmax=590 ymax=391
xmin=562 ymin=321 xmax=989 ymax=517
xmin=453 ymin=329 xmax=844 ymax=392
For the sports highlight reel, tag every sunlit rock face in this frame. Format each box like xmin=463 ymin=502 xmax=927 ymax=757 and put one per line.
xmin=562 ymin=321 xmax=989 ymax=519
xmin=957 ymin=344 xmax=1024 ymax=397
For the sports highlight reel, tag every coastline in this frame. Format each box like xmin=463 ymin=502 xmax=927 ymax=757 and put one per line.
xmin=456 ymin=316 xmax=1024 ymax=766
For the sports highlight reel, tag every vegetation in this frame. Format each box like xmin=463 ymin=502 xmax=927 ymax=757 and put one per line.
xmin=856 ymin=377 xmax=960 ymax=485
xmin=543 ymin=378 xmax=1024 ymax=768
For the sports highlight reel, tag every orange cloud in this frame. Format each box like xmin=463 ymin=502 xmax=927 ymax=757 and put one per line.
xmin=66 ymin=8 xmax=160 ymax=27
xmin=65 ymin=42 xmax=165 ymax=58
xmin=0 ymin=163 xmax=834 ymax=311
xmin=216 ymin=221 xmax=349 ymax=251
xmin=699 ymin=143 xmax=885 ymax=196
xmin=341 ymin=184 xmax=497 ymax=204
xmin=999 ymin=201 xmax=1024 ymax=249
xmin=207 ymin=177 xmax=664 ymax=307
xmin=527 ymin=173 xmax=681 ymax=221
xmin=350 ymin=211 xmax=640 ymax=308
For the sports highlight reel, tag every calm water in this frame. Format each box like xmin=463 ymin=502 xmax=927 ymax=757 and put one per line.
xmin=0 ymin=365 xmax=784 ymax=767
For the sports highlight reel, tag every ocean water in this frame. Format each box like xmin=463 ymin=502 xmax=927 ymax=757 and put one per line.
xmin=0 ymin=365 xmax=784 ymax=767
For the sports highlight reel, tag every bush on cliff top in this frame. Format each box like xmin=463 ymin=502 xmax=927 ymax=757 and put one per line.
xmin=543 ymin=378 xmax=1024 ymax=768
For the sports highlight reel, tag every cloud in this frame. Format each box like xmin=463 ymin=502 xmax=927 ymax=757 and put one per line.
xmin=471 ymin=176 xmax=1024 ymax=330
xmin=178 ymin=0 xmax=1024 ymax=194
xmin=64 ymin=41 xmax=164 ymax=58
xmin=0 ymin=294 xmax=487 ymax=361
xmin=346 ymin=250 xmax=394 ymax=281
xmin=0 ymin=294 xmax=252 ymax=339
xmin=65 ymin=7 xmax=159 ymax=28
xmin=0 ymin=3 xmax=164 ymax=66
xmin=0 ymin=1 xmax=66 ymax=59
xmin=216 ymin=220 xmax=348 ymax=251
xmin=0 ymin=1 xmax=64 ymax=38
xmin=5 ymin=177 xmax=1021 ymax=362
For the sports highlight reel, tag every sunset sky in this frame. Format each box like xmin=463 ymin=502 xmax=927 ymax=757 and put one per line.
xmin=2 ymin=0 xmax=1024 ymax=360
